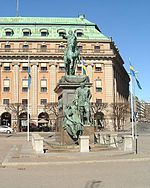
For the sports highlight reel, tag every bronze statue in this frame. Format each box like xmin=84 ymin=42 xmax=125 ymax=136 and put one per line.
xmin=62 ymin=30 xmax=80 ymax=75
xmin=74 ymin=83 xmax=92 ymax=125
xmin=63 ymin=101 xmax=83 ymax=139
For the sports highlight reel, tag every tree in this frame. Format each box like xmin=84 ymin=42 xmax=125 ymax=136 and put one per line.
xmin=91 ymin=102 xmax=108 ymax=130
xmin=111 ymin=102 xmax=130 ymax=131
xmin=44 ymin=102 xmax=58 ymax=131
xmin=5 ymin=103 xmax=27 ymax=132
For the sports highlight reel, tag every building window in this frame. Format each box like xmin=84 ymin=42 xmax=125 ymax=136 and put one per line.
xmin=96 ymin=87 xmax=102 ymax=92
xmin=22 ymin=63 xmax=28 ymax=71
xmin=40 ymin=99 xmax=47 ymax=105
xmin=77 ymin=32 xmax=83 ymax=37
xmin=3 ymin=79 xmax=10 ymax=92
xmin=78 ymin=45 xmax=83 ymax=52
xmin=40 ymin=29 xmax=49 ymax=37
xmin=5 ymin=28 xmax=13 ymax=37
xmin=41 ymin=30 xmax=48 ymax=37
xmin=22 ymin=99 xmax=28 ymax=106
xmin=58 ymin=44 xmax=65 ymax=52
xmin=3 ymin=63 xmax=10 ymax=71
xmin=96 ymin=99 xmax=102 ymax=103
xmin=3 ymin=87 xmax=10 ymax=92
xmin=57 ymin=29 xmax=66 ymax=37
xmin=59 ymin=63 xmax=65 ymax=72
xmin=40 ymin=63 xmax=47 ymax=71
xmin=6 ymin=31 xmax=12 ymax=36
xmin=40 ymin=44 xmax=47 ymax=52
xmin=23 ymin=29 xmax=31 ymax=37
xmin=3 ymin=99 xmax=9 ymax=105
xmin=96 ymin=80 xmax=102 ymax=92
xmin=94 ymin=46 xmax=100 ymax=53
xmin=95 ymin=64 xmax=102 ymax=72
xmin=75 ymin=29 xmax=83 ymax=37
xmin=22 ymin=79 xmax=28 ymax=92
xmin=41 ymin=67 xmax=47 ymax=71
xmin=23 ymin=43 xmax=29 ymax=51
xmin=5 ymin=42 xmax=11 ymax=52
xmin=40 ymin=79 xmax=47 ymax=92
xmin=41 ymin=32 xmax=48 ymax=36
xmin=23 ymin=32 xmax=30 ymax=36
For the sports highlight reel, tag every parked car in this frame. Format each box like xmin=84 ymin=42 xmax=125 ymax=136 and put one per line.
xmin=0 ymin=126 xmax=13 ymax=134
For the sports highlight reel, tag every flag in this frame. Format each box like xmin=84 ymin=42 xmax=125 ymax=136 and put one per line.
xmin=129 ymin=61 xmax=142 ymax=90
xmin=135 ymin=78 xmax=142 ymax=90
xmin=130 ymin=64 xmax=136 ymax=77
xmin=81 ymin=60 xmax=88 ymax=76
xmin=28 ymin=57 xmax=31 ymax=89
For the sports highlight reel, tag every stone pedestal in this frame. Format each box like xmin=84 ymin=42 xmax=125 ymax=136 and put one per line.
xmin=55 ymin=75 xmax=92 ymax=145
xmin=83 ymin=126 xmax=95 ymax=144
xmin=109 ymin=133 xmax=118 ymax=148
xmin=123 ymin=135 xmax=133 ymax=152
xmin=79 ymin=136 xmax=89 ymax=152
xmin=32 ymin=133 xmax=44 ymax=154
xmin=54 ymin=75 xmax=91 ymax=111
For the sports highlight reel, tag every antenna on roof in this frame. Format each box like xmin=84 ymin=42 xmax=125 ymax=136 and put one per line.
xmin=16 ymin=0 xmax=19 ymax=17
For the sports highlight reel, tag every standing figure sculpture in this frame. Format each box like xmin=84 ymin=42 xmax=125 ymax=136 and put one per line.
xmin=62 ymin=30 xmax=80 ymax=75
xmin=74 ymin=83 xmax=92 ymax=125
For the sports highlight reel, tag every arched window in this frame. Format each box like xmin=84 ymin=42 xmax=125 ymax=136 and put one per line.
xmin=22 ymin=28 xmax=31 ymax=37
xmin=57 ymin=29 xmax=66 ymax=37
xmin=75 ymin=29 xmax=83 ymax=37
xmin=40 ymin=29 xmax=49 ymax=37
xmin=5 ymin=28 xmax=14 ymax=36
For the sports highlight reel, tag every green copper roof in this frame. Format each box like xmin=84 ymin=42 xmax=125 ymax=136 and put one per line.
xmin=0 ymin=16 xmax=110 ymax=40
xmin=0 ymin=16 xmax=94 ymax=25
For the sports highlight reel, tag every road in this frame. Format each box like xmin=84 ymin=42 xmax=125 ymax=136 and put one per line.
xmin=0 ymin=160 xmax=150 ymax=188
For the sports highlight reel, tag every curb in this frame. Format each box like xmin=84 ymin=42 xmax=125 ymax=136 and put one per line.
xmin=2 ymin=156 xmax=150 ymax=167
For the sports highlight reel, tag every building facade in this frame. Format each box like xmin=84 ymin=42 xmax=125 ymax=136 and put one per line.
xmin=0 ymin=15 xmax=130 ymax=130
xmin=145 ymin=103 xmax=150 ymax=121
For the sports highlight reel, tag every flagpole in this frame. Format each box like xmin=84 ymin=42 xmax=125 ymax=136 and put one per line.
xmin=81 ymin=58 xmax=84 ymax=75
xmin=130 ymin=73 xmax=135 ymax=139
xmin=16 ymin=0 xmax=19 ymax=17
xmin=27 ymin=56 xmax=30 ymax=141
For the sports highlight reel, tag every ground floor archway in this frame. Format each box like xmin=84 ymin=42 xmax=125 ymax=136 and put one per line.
xmin=1 ymin=112 xmax=11 ymax=126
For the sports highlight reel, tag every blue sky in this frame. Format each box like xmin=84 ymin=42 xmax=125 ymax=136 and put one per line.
xmin=0 ymin=0 xmax=149 ymax=101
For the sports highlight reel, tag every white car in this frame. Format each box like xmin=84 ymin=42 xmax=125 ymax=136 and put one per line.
xmin=0 ymin=126 xmax=13 ymax=134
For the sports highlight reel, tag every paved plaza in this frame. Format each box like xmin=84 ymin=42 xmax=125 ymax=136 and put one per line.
xmin=0 ymin=125 xmax=150 ymax=188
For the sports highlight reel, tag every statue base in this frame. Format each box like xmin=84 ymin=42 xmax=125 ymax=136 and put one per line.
xmin=54 ymin=75 xmax=91 ymax=111
xmin=55 ymin=75 xmax=92 ymax=145
xmin=83 ymin=125 xmax=95 ymax=144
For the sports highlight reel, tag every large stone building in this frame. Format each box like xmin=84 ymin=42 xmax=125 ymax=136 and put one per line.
xmin=0 ymin=15 xmax=129 ymax=130
xmin=145 ymin=103 xmax=150 ymax=121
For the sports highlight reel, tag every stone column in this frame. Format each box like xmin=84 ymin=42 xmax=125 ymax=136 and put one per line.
xmin=50 ymin=64 xmax=57 ymax=102
xmin=12 ymin=63 xmax=19 ymax=103
xmin=0 ymin=63 xmax=2 ymax=104
xmin=104 ymin=62 xmax=114 ymax=130
xmin=31 ymin=63 xmax=38 ymax=125
xmin=87 ymin=64 xmax=94 ymax=101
